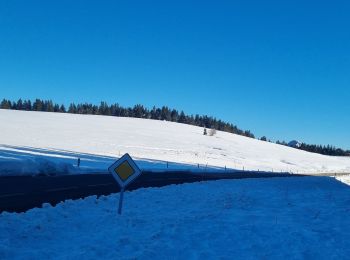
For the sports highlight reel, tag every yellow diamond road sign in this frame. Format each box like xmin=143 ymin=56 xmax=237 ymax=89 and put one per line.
xmin=115 ymin=161 xmax=134 ymax=181
xmin=108 ymin=153 xmax=142 ymax=188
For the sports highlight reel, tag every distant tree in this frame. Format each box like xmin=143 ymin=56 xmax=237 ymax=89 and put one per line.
xmin=59 ymin=105 xmax=66 ymax=113
xmin=168 ymin=109 xmax=177 ymax=122
xmin=45 ymin=100 xmax=54 ymax=112
xmin=16 ymin=99 xmax=23 ymax=110
xmin=68 ymin=103 xmax=77 ymax=113
xmin=178 ymin=111 xmax=186 ymax=123
xmin=208 ymin=128 xmax=217 ymax=136
xmin=11 ymin=101 xmax=17 ymax=109
xmin=98 ymin=101 xmax=110 ymax=115
xmin=187 ymin=115 xmax=195 ymax=125
xmin=53 ymin=104 xmax=60 ymax=112
xmin=133 ymin=104 xmax=146 ymax=118
xmin=203 ymin=128 xmax=207 ymax=135
xmin=160 ymin=106 xmax=171 ymax=121
xmin=33 ymin=99 xmax=43 ymax=111
xmin=244 ymin=130 xmax=255 ymax=138
xmin=150 ymin=106 xmax=157 ymax=119
xmin=23 ymin=100 xmax=32 ymax=110
xmin=260 ymin=136 xmax=267 ymax=141
xmin=0 ymin=99 xmax=11 ymax=109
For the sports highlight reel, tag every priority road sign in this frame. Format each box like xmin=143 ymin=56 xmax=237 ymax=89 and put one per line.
xmin=108 ymin=153 xmax=142 ymax=189
xmin=108 ymin=153 xmax=142 ymax=215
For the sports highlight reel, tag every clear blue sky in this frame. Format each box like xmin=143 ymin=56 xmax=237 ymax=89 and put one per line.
xmin=1 ymin=1 xmax=349 ymax=149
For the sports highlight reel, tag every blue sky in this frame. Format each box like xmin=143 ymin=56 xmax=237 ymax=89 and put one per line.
xmin=0 ymin=1 xmax=349 ymax=149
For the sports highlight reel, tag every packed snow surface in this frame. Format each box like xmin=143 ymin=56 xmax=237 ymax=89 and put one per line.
xmin=1 ymin=177 xmax=350 ymax=259
xmin=1 ymin=109 xmax=350 ymax=175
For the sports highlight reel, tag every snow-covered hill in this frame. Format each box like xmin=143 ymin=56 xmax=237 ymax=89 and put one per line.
xmin=1 ymin=109 xmax=350 ymax=175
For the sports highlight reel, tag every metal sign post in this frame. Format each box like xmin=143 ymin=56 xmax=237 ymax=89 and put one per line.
xmin=108 ymin=153 xmax=142 ymax=215
xmin=118 ymin=188 xmax=125 ymax=215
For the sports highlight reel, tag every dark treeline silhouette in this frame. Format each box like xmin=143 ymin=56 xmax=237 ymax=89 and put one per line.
xmin=299 ymin=143 xmax=348 ymax=156
xmin=1 ymin=98 xmax=349 ymax=156
xmin=275 ymin=140 xmax=349 ymax=156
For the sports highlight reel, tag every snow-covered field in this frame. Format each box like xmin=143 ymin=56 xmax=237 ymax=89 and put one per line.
xmin=1 ymin=177 xmax=349 ymax=259
xmin=1 ymin=109 xmax=350 ymax=175
xmin=1 ymin=110 xmax=349 ymax=258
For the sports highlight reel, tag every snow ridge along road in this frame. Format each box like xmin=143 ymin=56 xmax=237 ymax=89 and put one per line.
xmin=1 ymin=176 xmax=350 ymax=259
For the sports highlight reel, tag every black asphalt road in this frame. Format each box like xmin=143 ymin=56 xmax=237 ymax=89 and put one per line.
xmin=0 ymin=170 xmax=306 ymax=213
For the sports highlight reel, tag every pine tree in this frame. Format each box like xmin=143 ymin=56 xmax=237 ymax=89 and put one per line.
xmin=59 ymin=104 xmax=66 ymax=113
xmin=179 ymin=111 xmax=186 ymax=123
xmin=0 ymin=99 xmax=11 ymax=109
xmin=171 ymin=109 xmax=178 ymax=122
xmin=68 ymin=103 xmax=77 ymax=113
xmin=23 ymin=100 xmax=32 ymax=110
xmin=16 ymin=99 xmax=23 ymax=110
xmin=133 ymin=104 xmax=145 ymax=118
xmin=33 ymin=99 xmax=43 ymax=111
xmin=45 ymin=100 xmax=54 ymax=112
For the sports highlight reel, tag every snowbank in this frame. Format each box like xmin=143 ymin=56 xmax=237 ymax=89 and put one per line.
xmin=336 ymin=174 xmax=350 ymax=185
xmin=0 ymin=158 xmax=76 ymax=176
xmin=1 ymin=177 xmax=349 ymax=259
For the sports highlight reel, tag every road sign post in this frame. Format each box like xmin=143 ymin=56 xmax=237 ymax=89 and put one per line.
xmin=118 ymin=187 xmax=125 ymax=215
xmin=108 ymin=153 xmax=142 ymax=215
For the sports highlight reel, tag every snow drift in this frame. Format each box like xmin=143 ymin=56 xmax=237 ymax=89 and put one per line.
xmin=1 ymin=177 xmax=350 ymax=258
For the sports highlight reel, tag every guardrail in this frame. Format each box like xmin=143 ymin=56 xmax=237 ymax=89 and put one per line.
xmin=0 ymin=170 xmax=340 ymax=213
xmin=0 ymin=170 xmax=348 ymax=212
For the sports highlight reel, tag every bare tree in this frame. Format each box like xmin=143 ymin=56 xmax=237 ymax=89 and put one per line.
xmin=208 ymin=128 xmax=217 ymax=136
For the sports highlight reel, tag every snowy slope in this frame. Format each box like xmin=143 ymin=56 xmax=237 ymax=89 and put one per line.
xmin=1 ymin=109 xmax=350 ymax=175
xmin=1 ymin=177 xmax=350 ymax=259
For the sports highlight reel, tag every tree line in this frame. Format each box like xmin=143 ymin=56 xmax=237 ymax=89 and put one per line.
xmin=1 ymin=98 xmax=349 ymax=156
xmin=275 ymin=140 xmax=349 ymax=156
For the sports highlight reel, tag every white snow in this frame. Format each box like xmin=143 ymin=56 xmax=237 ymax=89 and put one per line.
xmin=336 ymin=174 xmax=350 ymax=185
xmin=1 ymin=109 xmax=350 ymax=175
xmin=1 ymin=177 xmax=349 ymax=259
